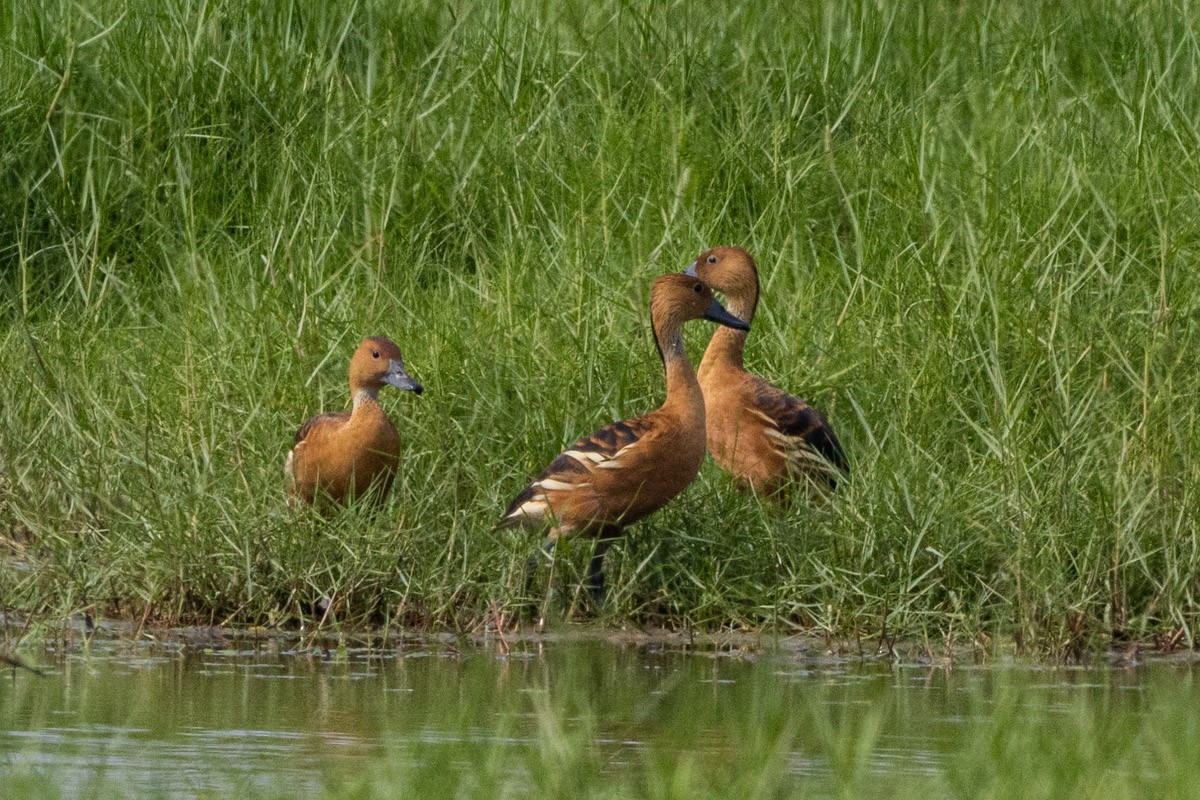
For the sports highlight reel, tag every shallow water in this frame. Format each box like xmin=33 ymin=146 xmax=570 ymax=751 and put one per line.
xmin=1 ymin=631 xmax=1197 ymax=798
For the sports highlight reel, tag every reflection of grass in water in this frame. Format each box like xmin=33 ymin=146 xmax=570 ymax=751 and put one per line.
xmin=315 ymin=676 xmax=1200 ymax=798
xmin=2 ymin=0 xmax=1199 ymax=651
xmin=5 ymin=667 xmax=1200 ymax=798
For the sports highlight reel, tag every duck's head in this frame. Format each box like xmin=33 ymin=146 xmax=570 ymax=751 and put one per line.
xmin=349 ymin=336 xmax=423 ymax=395
xmin=684 ymin=247 xmax=760 ymax=318
xmin=650 ymin=273 xmax=750 ymax=333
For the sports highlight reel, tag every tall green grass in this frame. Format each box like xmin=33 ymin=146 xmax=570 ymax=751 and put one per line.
xmin=2 ymin=0 xmax=1199 ymax=651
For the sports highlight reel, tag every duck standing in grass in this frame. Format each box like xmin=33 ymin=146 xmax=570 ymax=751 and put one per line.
xmin=499 ymin=273 xmax=750 ymax=606
xmin=685 ymin=247 xmax=847 ymax=495
xmin=286 ymin=336 xmax=423 ymax=506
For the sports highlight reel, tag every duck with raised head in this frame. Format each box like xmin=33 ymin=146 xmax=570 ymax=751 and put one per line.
xmin=686 ymin=247 xmax=847 ymax=495
xmin=499 ymin=273 xmax=750 ymax=607
xmin=286 ymin=336 xmax=423 ymax=506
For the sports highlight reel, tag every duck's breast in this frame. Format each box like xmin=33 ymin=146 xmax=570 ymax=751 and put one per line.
xmin=343 ymin=406 xmax=401 ymax=495
xmin=700 ymin=369 xmax=786 ymax=490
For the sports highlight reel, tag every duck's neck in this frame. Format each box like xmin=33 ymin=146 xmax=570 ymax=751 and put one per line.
xmin=701 ymin=294 xmax=756 ymax=371
xmin=653 ymin=320 xmax=703 ymax=419
xmin=352 ymin=386 xmax=380 ymax=411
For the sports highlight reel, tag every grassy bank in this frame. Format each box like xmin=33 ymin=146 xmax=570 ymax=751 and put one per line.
xmin=2 ymin=0 xmax=1199 ymax=653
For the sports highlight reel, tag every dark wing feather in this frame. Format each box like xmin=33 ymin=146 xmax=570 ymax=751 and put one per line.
xmin=753 ymin=381 xmax=848 ymax=486
xmin=561 ymin=418 xmax=649 ymax=461
xmin=294 ymin=411 xmax=350 ymax=445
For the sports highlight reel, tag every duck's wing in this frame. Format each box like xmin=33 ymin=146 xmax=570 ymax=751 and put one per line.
xmin=498 ymin=415 xmax=658 ymax=530
xmin=751 ymin=379 xmax=848 ymax=487
xmin=293 ymin=411 xmax=351 ymax=446
xmin=286 ymin=411 xmax=352 ymax=499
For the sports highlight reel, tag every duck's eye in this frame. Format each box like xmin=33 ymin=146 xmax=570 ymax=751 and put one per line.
xmin=692 ymin=283 xmax=704 ymax=294
xmin=372 ymin=350 xmax=381 ymax=359
xmin=707 ymin=255 xmax=717 ymax=264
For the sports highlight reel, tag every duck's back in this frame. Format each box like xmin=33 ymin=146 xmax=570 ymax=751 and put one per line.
xmin=501 ymin=405 xmax=705 ymax=534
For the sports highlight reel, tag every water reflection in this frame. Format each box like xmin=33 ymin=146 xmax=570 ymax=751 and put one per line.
xmin=0 ymin=633 xmax=1196 ymax=798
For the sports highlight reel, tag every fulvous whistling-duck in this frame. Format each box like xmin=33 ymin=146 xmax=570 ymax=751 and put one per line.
xmin=498 ymin=273 xmax=750 ymax=606
xmin=686 ymin=247 xmax=847 ymax=494
xmin=286 ymin=336 xmax=423 ymax=506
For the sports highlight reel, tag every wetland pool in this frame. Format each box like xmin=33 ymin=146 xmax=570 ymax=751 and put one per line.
xmin=1 ymin=630 xmax=1198 ymax=799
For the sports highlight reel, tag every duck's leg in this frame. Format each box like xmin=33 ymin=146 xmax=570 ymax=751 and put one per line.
xmin=585 ymin=529 xmax=620 ymax=607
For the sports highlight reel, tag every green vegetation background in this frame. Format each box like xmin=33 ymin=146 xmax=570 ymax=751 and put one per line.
xmin=2 ymin=0 xmax=1197 ymax=653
